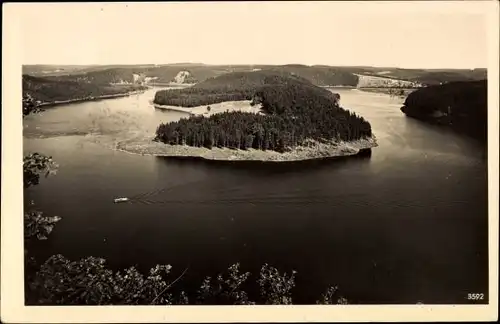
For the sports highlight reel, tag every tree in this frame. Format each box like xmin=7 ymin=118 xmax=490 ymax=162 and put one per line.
xmin=23 ymin=153 xmax=58 ymax=188
xmin=23 ymin=93 xmax=43 ymax=117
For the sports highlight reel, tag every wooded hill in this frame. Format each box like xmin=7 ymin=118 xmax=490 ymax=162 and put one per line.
xmin=153 ymin=70 xmax=335 ymax=107
xmin=23 ymin=64 xmax=486 ymax=87
xmin=22 ymin=75 xmax=147 ymax=104
xmin=381 ymin=69 xmax=486 ymax=86
xmin=29 ymin=64 xmax=361 ymax=87
xmin=155 ymin=71 xmax=372 ymax=153
xmin=401 ymin=80 xmax=487 ymax=142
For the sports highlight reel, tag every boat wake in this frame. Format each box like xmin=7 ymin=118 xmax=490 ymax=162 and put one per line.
xmin=115 ymin=181 xmax=337 ymax=207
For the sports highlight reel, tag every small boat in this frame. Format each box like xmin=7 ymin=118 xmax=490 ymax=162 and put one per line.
xmin=114 ymin=197 xmax=129 ymax=203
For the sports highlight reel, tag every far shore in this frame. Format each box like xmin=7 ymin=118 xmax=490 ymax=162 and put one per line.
xmin=320 ymin=85 xmax=356 ymax=89
xmin=149 ymin=82 xmax=195 ymax=88
xmin=357 ymin=87 xmax=419 ymax=97
xmin=38 ymin=89 xmax=147 ymax=108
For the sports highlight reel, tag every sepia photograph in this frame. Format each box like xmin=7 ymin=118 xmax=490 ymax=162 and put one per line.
xmin=2 ymin=1 xmax=499 ymax=322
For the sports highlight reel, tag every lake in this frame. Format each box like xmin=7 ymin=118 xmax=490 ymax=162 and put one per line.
xmin=23 ymin=87 xmax=488 ymax=304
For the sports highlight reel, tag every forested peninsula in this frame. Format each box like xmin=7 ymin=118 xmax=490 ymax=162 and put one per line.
xmin=151 ymin=71 xmax=376 ymax=161
xmin=401 ymin=80 xmax=487 ymax=142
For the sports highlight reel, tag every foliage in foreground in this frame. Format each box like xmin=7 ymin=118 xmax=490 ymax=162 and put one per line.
xmin=24 ymin=208 xmax=61 ymax=241
xmin=23 ymin=150 xmax=61 ymax=242
xmin=28 ymin=256 xmax=347 ymax=305
xmin=23 ymin=152 xmax=59 ymax=189
xmin=23 ymin=93 xmax=44 ymax=117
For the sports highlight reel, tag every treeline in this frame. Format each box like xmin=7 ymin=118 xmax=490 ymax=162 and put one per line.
xmin=401 ymin=80 xmax=487 ymax=142
xmin=22 ymin=75 xmax=148 ymax=104
xmin=155 ymin=71 xmax=372 ymax=152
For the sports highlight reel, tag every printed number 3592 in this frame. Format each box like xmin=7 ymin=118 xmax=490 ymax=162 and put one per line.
xmin=468 ymin=293 xmax=484 ymax=300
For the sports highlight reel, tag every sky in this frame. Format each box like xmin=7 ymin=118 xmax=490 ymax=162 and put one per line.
xmin=8 ymin=1 xmax=493 ymax=69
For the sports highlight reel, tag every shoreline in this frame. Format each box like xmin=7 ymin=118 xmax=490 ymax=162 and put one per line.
xmin=112 ymin=136 xmax=378 ymax=162
xmin=153 ymin=104 xmax=194 ymax=115
xmin=37 ymin=89 xmax=148 ymax=108
xmin=400 ymin=106 xmax=487 ymax=145
xmin=357 ymin=87 xmax=419 ymax=97
xmin=153 ymin=100 xmax=264 ymax=117
xmin=150 ymin=82 xmax=195 ymax=87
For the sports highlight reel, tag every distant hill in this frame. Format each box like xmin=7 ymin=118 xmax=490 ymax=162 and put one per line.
xmin=35 ymin=64 xmax=359 ymax=88
xmin=38 ymin=65 xmax=242 ymax=85
xmin=350 ymin=67 xmax=487 ymax=86
xmin=401 ymin=80 xmax=487 ymax=142
xmin=22 ymin=65 xmax=102 ymax=76
xmin=22 ymin=64 xmax=159 ymax=77
xmin=267 ymin=65 xmax=359 ymax=86
xmin=23 ymin=64 xmax=487 ymax=88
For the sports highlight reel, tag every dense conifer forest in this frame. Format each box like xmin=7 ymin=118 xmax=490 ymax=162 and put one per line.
xmin=401 ymin=80 xmax=487 ymax=142
xmin=155 ymin=71 xmax=372 ymax=152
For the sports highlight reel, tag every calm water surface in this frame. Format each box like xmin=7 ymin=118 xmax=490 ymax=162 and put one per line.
xmin=23 ymin=88 xmax=488 ymax=304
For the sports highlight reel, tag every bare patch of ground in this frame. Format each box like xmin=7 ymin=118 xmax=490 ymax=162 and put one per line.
xmin=111 ymin=136 xmax=378 ymax=162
